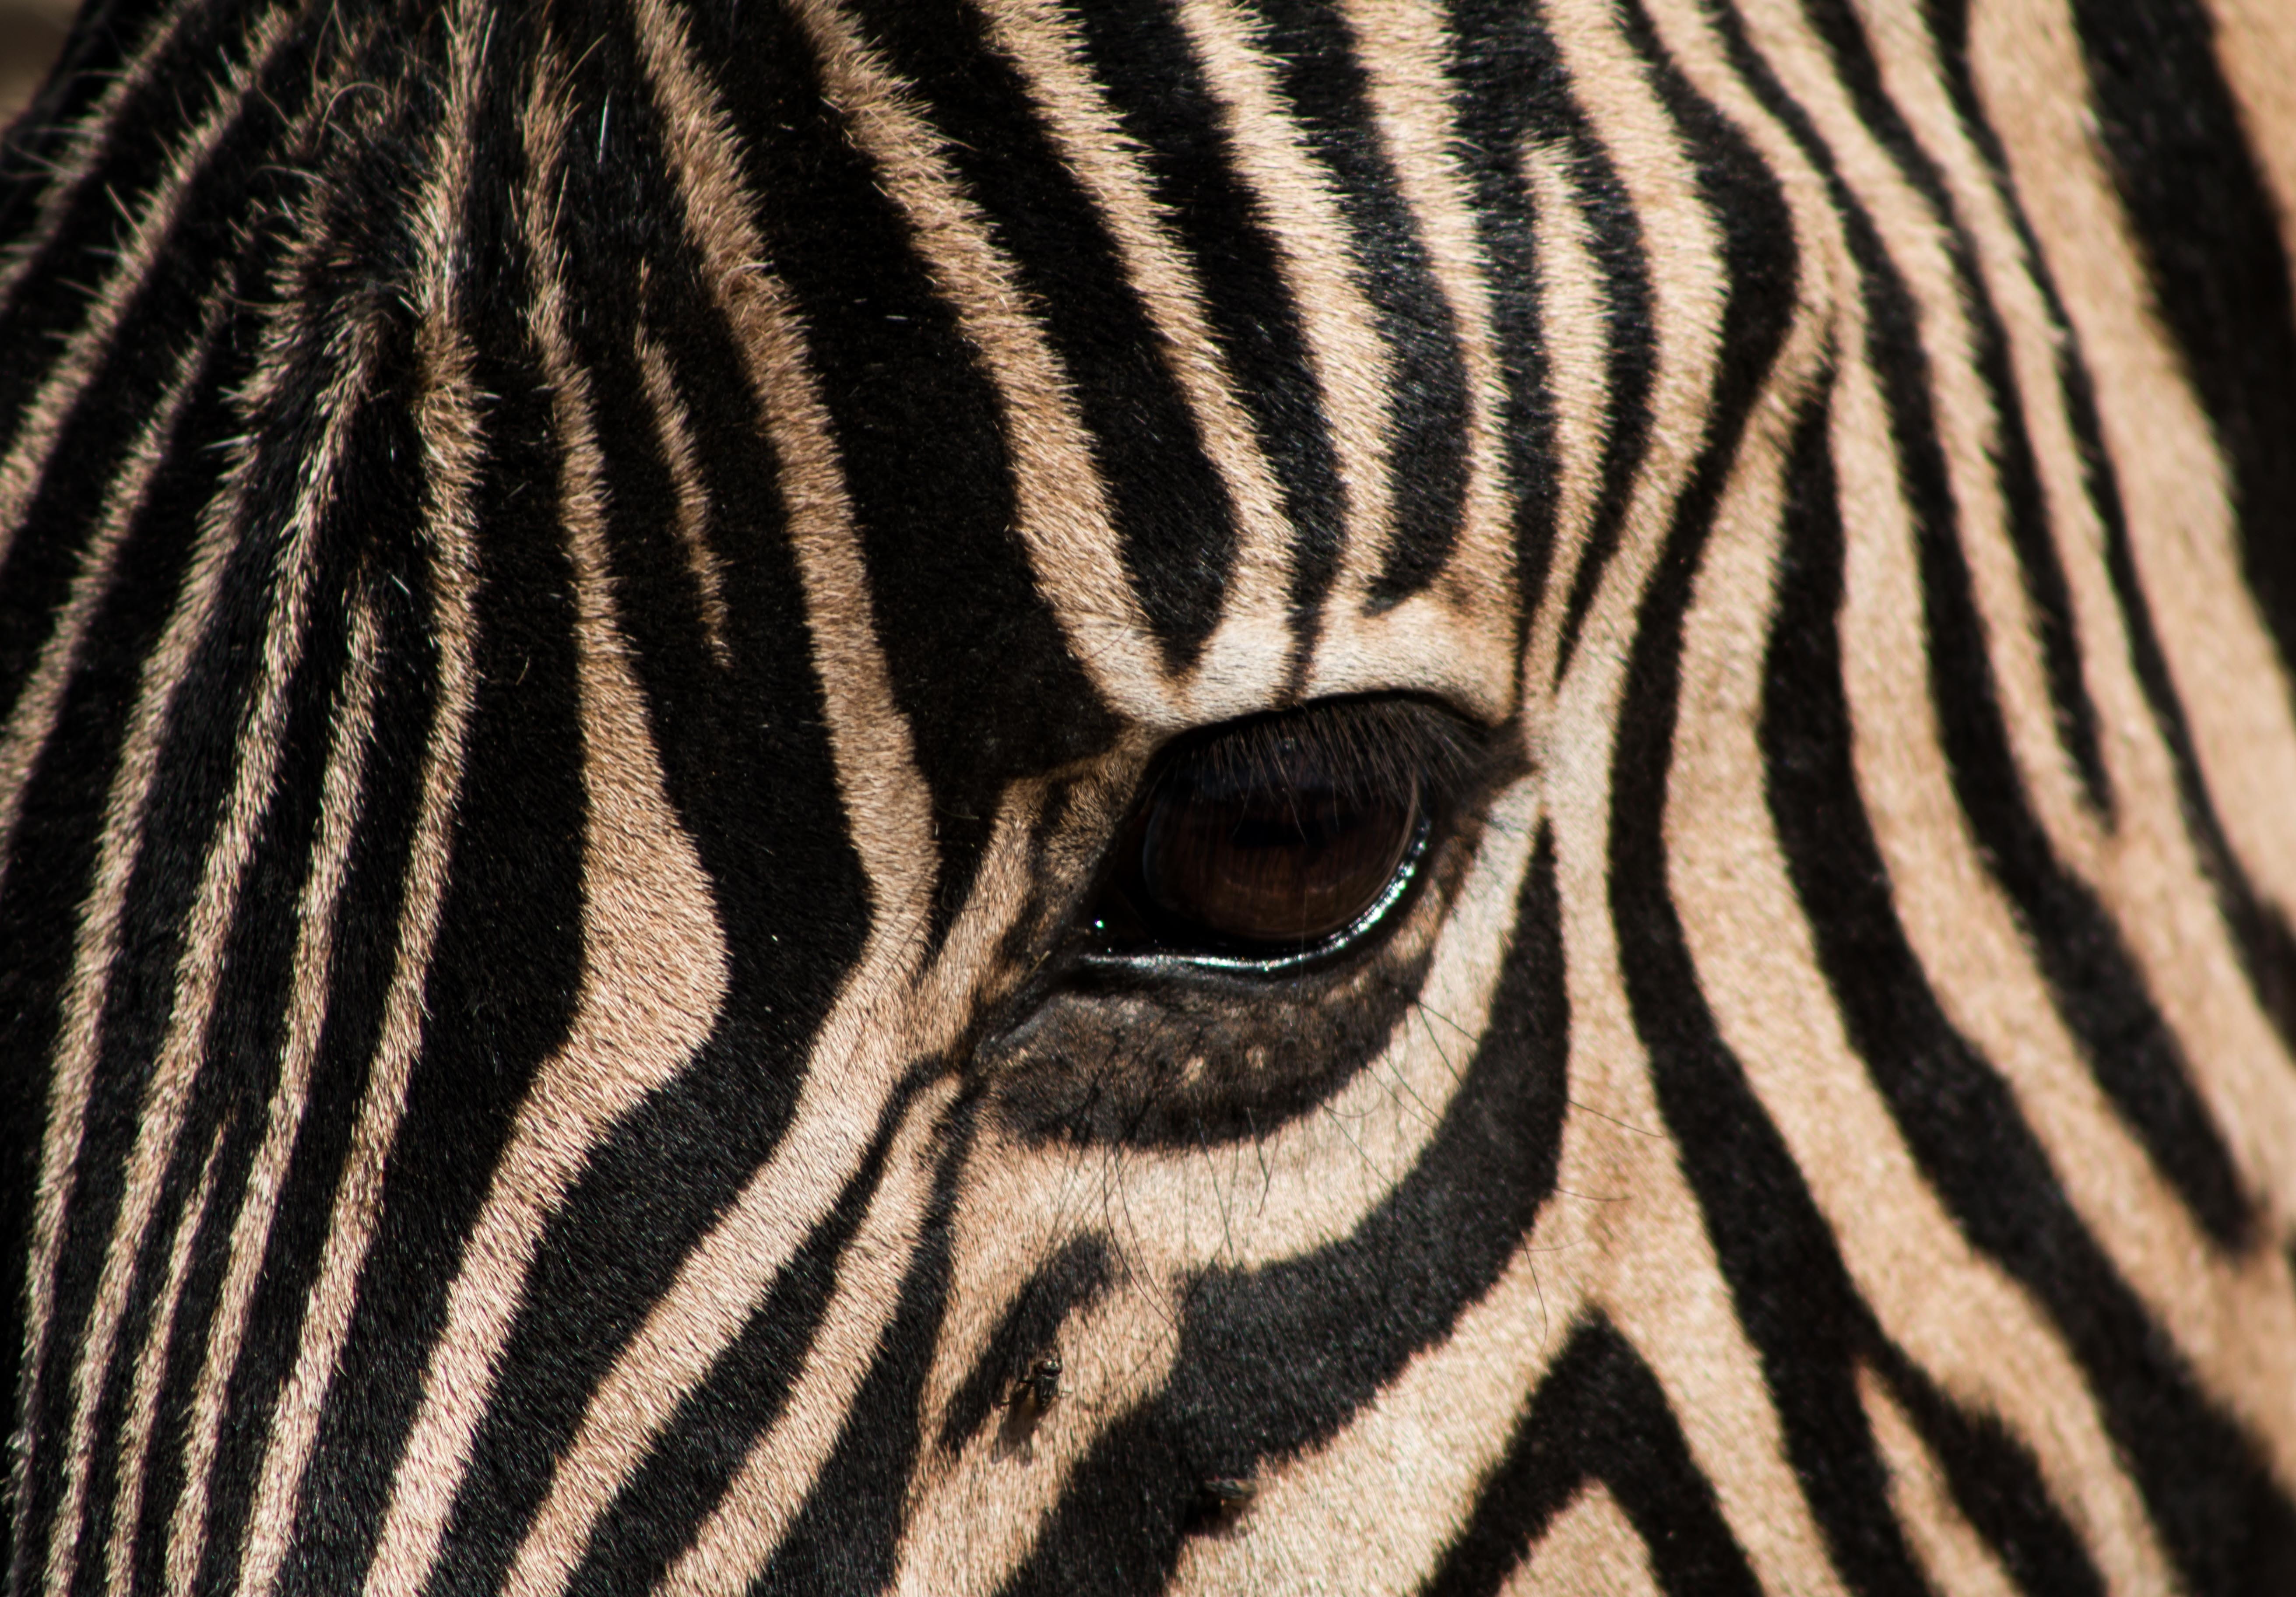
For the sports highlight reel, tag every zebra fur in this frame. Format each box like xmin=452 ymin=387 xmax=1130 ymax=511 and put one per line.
xmin=3 ymin=0 xmax=2295 ymax=1591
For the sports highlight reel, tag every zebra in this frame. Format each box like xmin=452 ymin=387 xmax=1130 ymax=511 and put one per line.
xmin=3 ymin=0 xmax=2294 ymax=1589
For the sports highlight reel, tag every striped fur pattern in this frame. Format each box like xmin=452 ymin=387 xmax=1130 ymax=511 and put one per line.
xmin=3 ymin=0 xmax=2295 ymax=1591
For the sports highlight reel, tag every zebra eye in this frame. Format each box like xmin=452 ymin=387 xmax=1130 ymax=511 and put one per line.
xmin=1094 ymin=699 xmax=1467 ymax=963
xmin=1138 ymin=742 xmax=1419 ymax=947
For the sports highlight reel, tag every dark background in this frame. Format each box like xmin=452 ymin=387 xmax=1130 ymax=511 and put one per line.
xmin=1 ymin=1 xmax=73 ymax=126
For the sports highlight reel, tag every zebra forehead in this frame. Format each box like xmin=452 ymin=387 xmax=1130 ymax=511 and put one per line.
xmin=541 ymin=0 xmax=1531 ymax=736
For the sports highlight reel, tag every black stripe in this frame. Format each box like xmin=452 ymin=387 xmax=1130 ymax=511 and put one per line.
xmin=740 ymin=1090 xmax=975 ymax=1597
xmin=1420 ymin=1316 xmax=1759 ymax=1597
xmin=1537 ymin=2 xmax=1662 ymax=680
xmin=1768 ymin=326 xmax=2294 ymax=1583
xmin=1593 ymin=10 xmax=1947 ymax=1590
xmin=186 ymin=531 xmax=442 ymax=1597
xmin=64 ymin=1120 xmax=219 ymax=1597
xmin=1246 ymin=0 xmax=1474 ymax=608
xmin=72 ymin=1184 xmax=203 ymax=1597
xmin=0 ymin=246 xmax=260 ymax=1596
xmin=1762 ymin=366 xmax=2111 ymax=1595
xmin=558 ymin=1073 xmax=939 ymax=1597
xmin=0 ymin=0 xmax=342 ymax=462
xmin=1902 ymin=322 xmax=2294 ymax=1588
xmin=1442 ymin=0 xmax=1562 ymax=665
xmin=0 ymin=0 xmax=176 ymax=251
xmin=1705 ymin=4 xmax=2293 ymax=1583
xmin=2069 ymin=0 xmax=2296 ymax=692
xmin=67 ymin=375 xmax=375 ymax=1593
xmin=1873 ymin=1351 xmax=2106 ymax=1596
xmin=128 ymin=556 xmax=409 ymax=1597
xmin=1927 ymin=0 xmax=2296 ymax=1098
xmin=418 ymin=4 xmax=875 ymax=1577
xmin=1725 ymin=0 xmax=2253 ymax=1253
xmin=846 ymin=0 xmax=1239 ymax=673
xmin=687 ymin=0 xmax=1118 ymax=953
xmin=1005 ymin=824 xmax=1568 ymax=1594
xmin=1801 ymin=0 xmax=2112 ymax=816
xmin=2041 ymin=0 xmax=2296 ymax=1071
xmin=0 ymin=7 xmax=347 ymax=766
xmin=2087 ymin=366 xmax=2296 ymax=1061
xmin=258 ymin=17 xmax=585 ymax=1588
xmin=12 ymin=137 xmax=411 ymax=1574
xmin=1057 ymin=0 xmax=1350 ymax=679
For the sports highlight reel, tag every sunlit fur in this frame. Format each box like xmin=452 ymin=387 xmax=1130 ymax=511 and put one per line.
xmin=3 ymin=0 xmax=2295 ymax=1593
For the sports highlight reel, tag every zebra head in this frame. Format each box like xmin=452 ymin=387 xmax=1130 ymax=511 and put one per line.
xmin=4 ymin=0 xmax=2296 ymax=1594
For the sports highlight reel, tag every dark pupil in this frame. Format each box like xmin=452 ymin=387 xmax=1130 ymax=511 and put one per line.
xmin=1139 ymin=747 xmax=1418 ymax=947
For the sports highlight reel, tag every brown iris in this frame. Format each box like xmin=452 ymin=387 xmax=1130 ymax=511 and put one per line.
xmin=1127 ymin=716 xmax=1424 ymax=951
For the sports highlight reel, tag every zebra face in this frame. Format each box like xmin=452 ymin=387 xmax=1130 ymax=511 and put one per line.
xmin=7 ymin=0 xmax=2296 ymax=1592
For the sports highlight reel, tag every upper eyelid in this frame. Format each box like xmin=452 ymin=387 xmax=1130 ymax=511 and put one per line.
xmin=1144 ymin=696 xmax=1492 ymax=803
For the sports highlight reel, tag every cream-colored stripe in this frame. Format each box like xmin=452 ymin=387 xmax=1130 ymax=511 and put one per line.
xmin=506 ymin=796 xmax=1027 ymax=1597
xmin=1185 ymin=1041 xmax=1719 ymax=1597
xmin=226 ymin=349 xmax=482 ymax=1597
xmin=225 ymin=357 xmax=481 ymax=1597
xmin=224 ymin=98 xmax=489 ymax=1597
xmin=0 ymin=281 xmax=230 ymax=891
xmin=1160 ymin=843 xmax=1592 ymax=1597
xmin=1856 ymin=1367 xmax=2023 ymax=1597
xmin=1670 ymin=346 xmax=2171 ymax=1588
xmin=1160 ymin=0 xmax=1519 ymax=718
xmin=634 ymin=326 xmax=730 ymax=667
xmin=1503 ymin=1484 xmax=1662 ymax=1597
xmin=1658 ymin=3 xmax=2174 ymax=1580
xmin=1169 ymin=1228 xmax=1588 ymax=1597
xmin=182 ymin=9 xmax=489 ymax=1591
xmin=1973 ymin=0 xmax=2296 ymax=1233
xmin=2203 ymin=0 xmax=2296 ymax=294
xmin=1341 ymin=0 xmax=1511 ymax=591
xmin=1554 ymin=847 xmax=1832 ymax=1597
xmin=893 ymin=1250 xmax=1185 ymax=1597
xmin=1322 ymin=0 xmax=1518 ymax=679
xmin=939 ymin=756 xmax=1543 ymax=1316
xmin=37 ymin=170 xmax=386 ymax=1597
xmin=1517 ymin=137 xmax=1614 ymax=707
xmin=492 ymin=4 xmax=943 ymax=1586
xmin=1838 ymin=0 xmax=2296 ymax=1499
xmin=1167 ymin=778 xmax=1782 ymax=1597
xmin=788 ymin=0 xmax=1171 ymax=722
xmin=15 ymin=54 xmax=325 ymax=1516
xmin=978 ymin=0 xmax=1298 ymax=722
xmin=1533 ymin=0 xmax=1846 ymax=1585
xmin=356 ymin=42 xmax=733 ymax=1597
xmin=99 ymin=1122 xmax=228 ymax=1597
xmin=1836 ymin=0 xmax=2124 ymax=860
xmin=1526 ymin=0 xmax=1725 ymax=746
xmin=1174 ymin=0 xmax=1396 ymax=593
xmin=1736 ymin=0 xmax=2099 ymax=862
xmin=650 ymin=1082 xmax=956 ymax=1597
xmin=161 ymin=588 xmax=381 ymax=1594
xmin=1828 ymin=236 xmax=2296 ymax=1512
xmin=0 ymin=3 xmax=300 ymax=566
